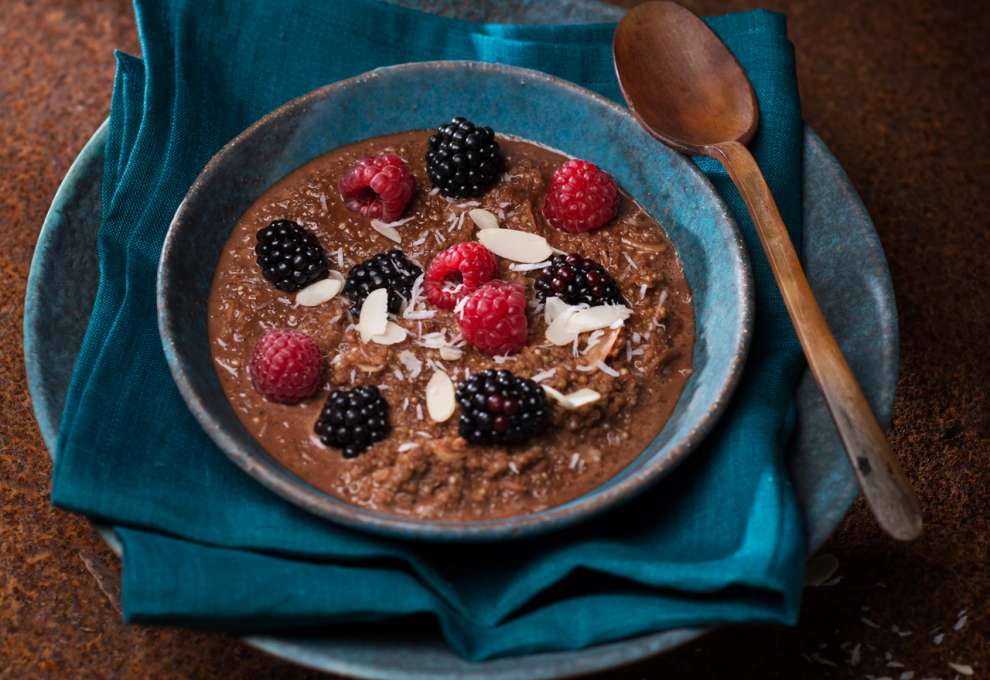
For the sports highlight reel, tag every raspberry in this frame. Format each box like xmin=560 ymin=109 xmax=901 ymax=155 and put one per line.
xmin=338 ymin=153 xmax=416 ymax=223
xmin=455 ymin=369 xmax=549 ymax=445
xmin=424 ymin=242 xmax=498 ymax=309
xmin=255 ymin=220 xmax=329 ymax=292
xmin=542 ymin=159 xmax=619 ymax=233
xmin=456 ymin=280 xmax=528 ymax=356
xmin=314 ymin=385 xmax=390 ymax=459
xmin=249 ymin=329 xmax=323 ymax=403
xmin=534 ymin=253 xmax=625 ymax=306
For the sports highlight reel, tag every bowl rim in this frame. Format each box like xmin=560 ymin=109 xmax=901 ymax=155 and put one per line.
xmin=157 ymin=60 xmax=753 ymax=542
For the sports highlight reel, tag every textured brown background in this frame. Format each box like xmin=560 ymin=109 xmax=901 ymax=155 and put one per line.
xmin=1 ymin=1 xmax=987 ymax=678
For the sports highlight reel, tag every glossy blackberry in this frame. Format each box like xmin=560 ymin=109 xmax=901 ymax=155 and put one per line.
xmin=343 ymin=250 xmax=422 ymax=314
xmin=254 ymin=220 xmax=329 ymax=292
xmin=456 ymin=369 xmax=549 ymax=445
xmin=426 ymin=116 xmax=504 ymax=198
xmin=314 ymin=385 xmax=390 ymax=458
xmin=534 ymin=254 xmax=625 ymax=306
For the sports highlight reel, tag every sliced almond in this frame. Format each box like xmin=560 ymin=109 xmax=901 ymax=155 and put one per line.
xmin=370 ymin=219 xmax=402 ymax=243
xmin=468 ymin=208 xmax=499 ymax=230
xmin=546 ymin=304 xmax=584 ymax=345
xmin=543 ymin=296 xmax=571 ymax=325
xmin=581 ymin=327 xmax=622 ymax=367
xmin=438 ymin=346 xmax=463 ymax=361
xmin=542 ymin=385 xmax=602 ymax=410
xmin=370 ymin=321 xmax=408 ymax=346
xmin=566 ymin=305 xmax=632 ymax=334
xmin=425 ymin=370 xmax=455 ymax=422
xmin=295 ymin=277 xmax=343 ymax=307
xmin=358 ymin=288 xmax=388 ymax=341
xmin=478 ymin=228 xmax=553 ymax=263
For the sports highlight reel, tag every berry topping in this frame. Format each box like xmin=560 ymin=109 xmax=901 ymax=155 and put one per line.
xmin=338 ymin=153 xmax=416 ymax=223
xmin=314 ymin=385 xmax=390 ymax=459
xmin=424 ymin=242 xmax=498 ymax=309
xmin=426 ymin=116 xmax=504 ymax=198
xmin=534 ymin=254 xmax=625 ymax=306
xmin=455 ymin=369 xmax=549 ymax=445
xmin=542 ymin=159 xmax=619 ymax=234
xmin=249 ymin=329 xmax=323 ymax=403
xmin=456 ymin=280 xmax=528 ymax=356
xmin=255 ymin=220 xmax=329 ymax=292
xmin=344 ymin=250 xmax=422 ymax=314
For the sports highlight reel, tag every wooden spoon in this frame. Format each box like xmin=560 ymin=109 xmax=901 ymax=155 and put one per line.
xmin=614 ymin=1 xmax=922 ymax=540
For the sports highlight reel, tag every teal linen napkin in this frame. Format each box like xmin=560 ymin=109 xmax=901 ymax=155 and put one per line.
xmin=52 ymin=0 xmax=806 ymax=660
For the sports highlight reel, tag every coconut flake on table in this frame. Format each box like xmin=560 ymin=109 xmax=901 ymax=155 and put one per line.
xmin=358 ymin=288 xmax=388 ymax=341
xmin=295 ymin=277 xmax=343 ymax=306
xmin=478 ymin=227 xmax=554 ymax=263
xmin=425 ymin=370 xmax=456 ymax=422
xmin=542 ymin=385 xmax=602 ymax=409
xmin=468 ymin=208 xmax=500 ymax=231
xmin=370 ymin=321 xmax=408 ymax=346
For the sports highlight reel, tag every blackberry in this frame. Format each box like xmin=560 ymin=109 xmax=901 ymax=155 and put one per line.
xmin=426 ymin=116 xmax=504 ymax=198
xmin=344 ymin=250 xmax=422 ymax=314
xmin=534 ymin=254 xmax=625 ymax=307
xmin=314 ymin=385 xmax=390 ymax=458
xmin=456 ymin=369 xmax=549 ymax=445
xmin=255 ymin=219 xmax=329 ymax=292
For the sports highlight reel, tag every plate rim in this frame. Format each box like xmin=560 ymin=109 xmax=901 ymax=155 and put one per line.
xmin=23 ymin=116 xmax=893 ymax=680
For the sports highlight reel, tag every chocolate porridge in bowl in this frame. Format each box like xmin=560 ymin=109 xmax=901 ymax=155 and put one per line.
xmin=208 ymin=117 xmax=694 ymax=521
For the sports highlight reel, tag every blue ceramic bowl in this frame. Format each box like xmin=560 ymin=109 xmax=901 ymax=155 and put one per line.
xmin=158 ymin=61 xmax=752 ymax=541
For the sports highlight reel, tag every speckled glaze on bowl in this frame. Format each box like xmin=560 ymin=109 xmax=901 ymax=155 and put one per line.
xmin=156 ymin=61 xmax=753 ymax=542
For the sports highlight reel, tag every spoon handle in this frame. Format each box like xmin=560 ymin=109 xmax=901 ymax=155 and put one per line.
xmin=710 ymin=140 xmax=922 ymax=541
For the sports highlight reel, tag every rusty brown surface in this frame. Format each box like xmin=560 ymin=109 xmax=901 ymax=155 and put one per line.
xmin=1 ymin=1 xmax=986 ymax=678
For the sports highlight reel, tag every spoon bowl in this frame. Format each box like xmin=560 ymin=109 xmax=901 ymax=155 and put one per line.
xmin=614 ymin=1 xmax=757 ymax=153
xmin=614 ymin=1 xmax=923 ymax=541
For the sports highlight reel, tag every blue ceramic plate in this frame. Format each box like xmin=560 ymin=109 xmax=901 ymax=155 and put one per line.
xmin=157 ymin=61 xmax=753 ymax=542
xmin=25 ymin=122 xmax=896 ymax=680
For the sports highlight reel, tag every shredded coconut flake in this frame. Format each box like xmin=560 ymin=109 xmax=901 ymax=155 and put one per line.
xmin=428 ymin=187 xmax=440 ymax=196
xmin=569 ymin=453 xmax=581 ymax=470
xmin=398 ymin=350 xmax=423 ymax=379
xmin=596 ymin=361 xmax=620 ymax=377
xmin=509 ymin=260 xmax=551 ymax=272
xmin=508 ymin=462 xmax=520 ymax=475
xmin=639 ymin=283 xmax=648 ymax=299
xmin=416 ymin=404 xmax=424 ymax=420
xmin=531 ymin=368 xmax=556 ymax=383
xmin=398 ymin=443 xmax=419 ymax=452
xmin=622 ymin=252 xmax=638 ymax=269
